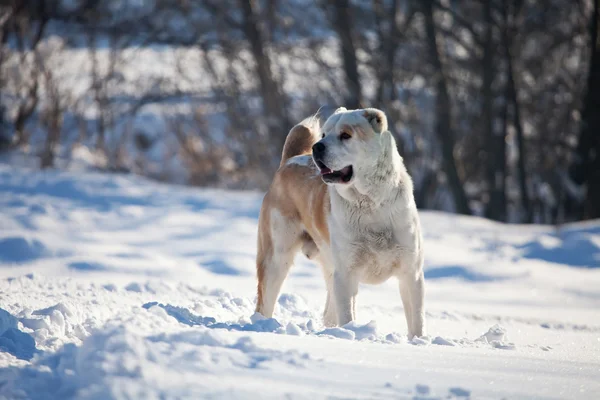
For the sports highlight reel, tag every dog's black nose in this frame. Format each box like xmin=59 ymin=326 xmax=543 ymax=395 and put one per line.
xmin=312 ymin=142 xmax=325 ymax=157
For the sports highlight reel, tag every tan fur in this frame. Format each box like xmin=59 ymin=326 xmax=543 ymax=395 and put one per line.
xmin=280 ymin=125 xmax=316 ymax=168
xmin=256 ymin=116 xmax=328 ymax=314
xmin=255 ymin=199 xmax=272 ymax=311
xmin=255 ymin=161 xmax=330 ymax=312
xmin=276 ymin=163 xmax=330 ymax=242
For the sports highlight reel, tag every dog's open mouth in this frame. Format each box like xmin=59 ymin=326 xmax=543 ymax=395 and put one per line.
xmin=315 ymin=161 xmax=353 ymax=184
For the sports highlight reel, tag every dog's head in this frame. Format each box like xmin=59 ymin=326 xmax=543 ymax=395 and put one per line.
xmin=312 ymin=107 xmax=389 ymax=185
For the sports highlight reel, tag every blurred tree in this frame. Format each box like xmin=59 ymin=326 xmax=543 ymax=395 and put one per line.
xmin=238 ymin=0 xmax=290 ymax=144
xmin=501 ymin=0 xmax=532 ymax=222
xmin=6 ymin=1 xmax=48 ymax=148
xmin=328 ymin=0 xmax=362 ymax=108
xmin=0 ymin=6 xmax=9 ymax=148
xmin=0 ymin=0 xmax=593 ymax=222
xmin=572 ymin=0 xmax=600 ymax=219
xmin=482 ymin=0 xmax=507 ymax=221
xmin=373 ymin=0 xmax=400 ymax=107
xmin=422 ymin=0 xmax=472 ymax=215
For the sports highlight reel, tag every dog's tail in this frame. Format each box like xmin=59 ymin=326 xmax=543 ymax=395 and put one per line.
xmin=280 ymin=114 xmax=321 ymax=168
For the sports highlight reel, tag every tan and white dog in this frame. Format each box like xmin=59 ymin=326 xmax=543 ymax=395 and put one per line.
xmin=255 ymin=107 xmax=425 ymax=338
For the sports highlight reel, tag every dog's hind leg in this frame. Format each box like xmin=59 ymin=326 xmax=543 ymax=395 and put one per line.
xmin=255 ymin=209 xmax=301 ymax=318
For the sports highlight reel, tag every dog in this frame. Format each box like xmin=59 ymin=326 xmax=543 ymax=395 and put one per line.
xmin=255 ymin=107 xmax=425 ymax=339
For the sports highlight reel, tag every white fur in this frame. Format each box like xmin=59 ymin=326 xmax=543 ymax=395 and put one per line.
xmin=315 ymin=108 xmax=425 ymax=338
xmin=286 ymin=155 xmax=314 ymax=167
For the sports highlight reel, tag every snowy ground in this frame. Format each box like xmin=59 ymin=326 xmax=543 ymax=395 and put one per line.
xmin=0 ymin=164 xmax=599 ymax=399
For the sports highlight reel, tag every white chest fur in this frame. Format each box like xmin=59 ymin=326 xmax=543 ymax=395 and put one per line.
xmin=329 ymin=189 xmax=422 ymax=284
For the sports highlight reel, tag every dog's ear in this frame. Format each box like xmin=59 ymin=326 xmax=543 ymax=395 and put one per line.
xmin=379 ymin=130 xmax=399 ymax=160
xmin=362 ymin=108 xmax=388 ymax=133
xmin=380 ymin=130 xmax=394 ymax=148
xmin=333 ymin=107 xmax=347 ymax=114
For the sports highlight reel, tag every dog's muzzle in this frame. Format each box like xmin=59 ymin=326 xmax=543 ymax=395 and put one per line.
xmin=312 ymin=142 xmax=353 ymax=184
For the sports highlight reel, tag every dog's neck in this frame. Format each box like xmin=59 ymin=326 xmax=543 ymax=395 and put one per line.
xmin=333 ymin=131 xmax=414 ymax=210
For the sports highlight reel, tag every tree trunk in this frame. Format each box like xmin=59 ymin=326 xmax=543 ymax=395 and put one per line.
xmin=40 ymin=71 xmax=62 ymax=169
xmin=330 ymin=0 xmax=362 ymax=108
xmin=502 ymin=0 xmax=532 ymax=222
xmin=238 ymin=0 xmax=288 ymax=143
xmin=10 ymin=1 xmax=47 ymax=148
xmin=373 ymin=0 xmax=399 ymax=106
xmin=0 ymin=9 xmax=9 ymax=148
xmin=422 ymin=0 xmax=472 ymax=215
xmin=572 ymin=0 xmax=600 ymax=219
xmin=40 ymin=111 xmax=61 ymax=169
xmin=482 ymin=0 xmax=502 ymax=220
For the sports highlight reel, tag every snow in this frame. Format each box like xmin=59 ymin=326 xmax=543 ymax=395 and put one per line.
xmin=0 ymin=164 xmax=599 ymax=399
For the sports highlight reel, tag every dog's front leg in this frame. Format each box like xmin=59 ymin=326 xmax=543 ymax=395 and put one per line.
xmin=322 ymin=272 xmax=338 ymax=327
xmin=411 ymin=271 xmax=425 ymax=337
xmin=399 ymin=269 xmax=425 ymax=339
xmin=332 ymin=266 xmax=358 ymax=326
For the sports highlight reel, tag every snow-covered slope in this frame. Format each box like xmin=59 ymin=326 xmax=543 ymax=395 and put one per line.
xmin=0 ymin=164 xmax=599 ymax=399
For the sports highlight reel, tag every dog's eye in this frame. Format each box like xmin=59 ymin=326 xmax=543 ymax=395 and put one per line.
xmin=339 ymin=132 xmax=351 ymax=141
xmin=321 ymin=133 xmax=325 ymax=139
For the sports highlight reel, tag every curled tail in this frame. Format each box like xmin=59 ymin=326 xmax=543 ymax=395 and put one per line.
xmin=280 ymin=114 xmax=321 ymax=167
